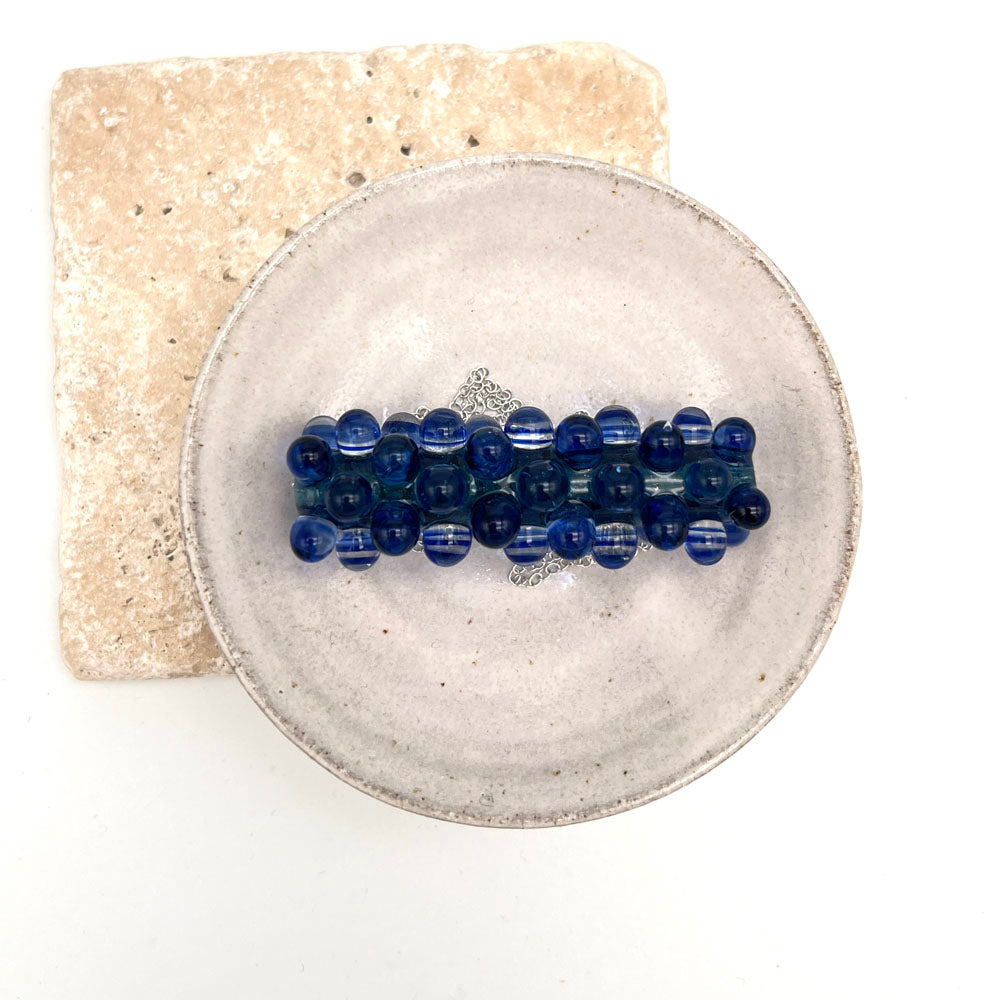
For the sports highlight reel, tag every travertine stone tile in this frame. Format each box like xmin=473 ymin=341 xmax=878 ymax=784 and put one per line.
xmin=52 ymin=43 xmax=670 ymax=679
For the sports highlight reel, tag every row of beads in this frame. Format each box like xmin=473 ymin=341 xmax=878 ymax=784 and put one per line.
xmin=287 ymin=404 xmax=754 ymax=472
xmin=286 ymin=404 xmax=770 ymax=571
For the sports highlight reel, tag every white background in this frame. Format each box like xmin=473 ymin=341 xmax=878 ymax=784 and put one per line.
xmin=2 ymin=2 xmax=997 ymax=997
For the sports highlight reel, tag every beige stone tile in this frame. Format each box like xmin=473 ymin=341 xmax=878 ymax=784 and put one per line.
xmin=52 ymin=43 xmax=670 ymax=679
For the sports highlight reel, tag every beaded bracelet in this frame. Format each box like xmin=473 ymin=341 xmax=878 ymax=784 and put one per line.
xmin=286 ymin=402 xmax=770 ymax=573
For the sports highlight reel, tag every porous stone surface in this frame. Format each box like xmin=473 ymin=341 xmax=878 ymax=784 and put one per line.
xmin=52 ymin=44 xmax=670 ymax=679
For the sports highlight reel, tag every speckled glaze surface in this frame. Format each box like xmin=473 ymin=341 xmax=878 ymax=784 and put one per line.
xmin=180 ymin=154 xmax=860 ymax=827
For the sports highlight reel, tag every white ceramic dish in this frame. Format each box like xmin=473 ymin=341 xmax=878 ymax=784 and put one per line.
xmin=180 ymin=154 xmax=860 ymax=827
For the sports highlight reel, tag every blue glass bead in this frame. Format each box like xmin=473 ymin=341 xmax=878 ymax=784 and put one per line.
xmin=372 ymin=432 xmax=419 ymax=486
xmin=464 ymin=414 xmax=500 ymax=435
xmin=592 ymin=522 xmax=638 ymax=569
xmin=471 ymin=492 xmax=522 ymax=548
xmin=712 ymin=417 xmax=756 ymax=462
xmin=289 ymin=515 xmax=338 ymax=562
xmin=673 ymin=406 xmax=712 ymax=446
xmin=415 ymin=464 xmax=470 ymax=516
xmin=336 ymin=526 xmax=380 ymax=571
xmin=639 ymin=420 xmax=685 ymax=472
xmin=286 ymin=435 xmax=333 ymax=485
xmin=382 ymin=411 xmax=421 ymax=442
xmin=324 ymin=471 xmax=375 ymax=524
xmin=423 ymin=522 xmax=472 ymax=567
xmin=302 ymin=415 xmax=339 ymax=450
xmin=685 ymin=519 xmax=727 ymax=565
xmin=505 ymin=406 xmax=554 ymax=449
xmin=504 ymin=524 xmax=549 ymax=565
xmin=516 ymin=459 xmax=569 ymax=512
xmin=420 ymin=407 xmax=467 ymax=454
xmin=593 ymin=462 xmax=645 ymax=512
xmin=726 ymin=485 xmax=771 ymax=529
xmin=336 ymin=408 xmax=381 ymax=456
xmin=555 ymin=413 xmax=603 ymax=470
xmin=595 ymin=405 xmax=641 ymax=446
xmin=684 ymin=458 xmax=733 ymax=503
xmin=547 ymin=503 xmax=596 ymax=559
xmin=724 ymin=520 xmax=749 ymax=547
xmin=370 ymin=500 xmax=421 ymax=555
xmin=465 ymin=426 xmax=516 ymax=480
xmin=641 ymin=495 xmax=689 ymax=550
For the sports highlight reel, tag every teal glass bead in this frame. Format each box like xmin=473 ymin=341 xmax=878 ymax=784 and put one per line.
xmin=641 ymin=495 xmax=689 ymax=549
xmin=673 ymin=406 xmax=712 ymax=446
xmin=293 ymin=482 xmax=329 ymax=517
xmin=286 ymin=434 xmax=333 ymax=485
xmin=639 ymin=420 xmax=685 ymax=472
xmin=372 ymin=432 xmax=419 ymax=486
xmin=289 ymin=515 xmax=338 ymax=562
xmin=423 ymin=523 xmax=472 ymax=567
xmin=415 ymin=464 xmax=470 ymax=516
xmin=504 ymin=524 xmax=549 ymax=565
xmin=302 ymin=415 xmax=339 ymax=450
xmin=685 ymin=519 xmax=727 ymax=565
xmin=547 ymin=503 xmax=596 ymax=559
xmin=382 ymin=411 xmax=421 ymax=442
xmin=324 ymin=471 xmax=375 ymax=524
xmin=594 ymin=462 xmax=645 ymax=512
xmin=420 ymin=407 xmax=467 ymax=454
xmin=516 ymin=459 xmax=569 ymax=512
xmin=684 ymin=458 xmax=732 ymax=503
xmin=505 ymin=406 xmax=554 ymax=449
xmin=592 ymin=522 xmax=638 ymax=569
xmin=471 ymin=492 xmax=522 ymax=548
xmin=595 ymin=405 xmax=641 ymax=446
xmin=465 ymin=425 xmax=516 ymax=480
xmin=336 ymin=526 xmax=380 ymax=571
xmin=336 ymin=408 xmax=381 ymax=456
xmin=726 ymin=485 xmax=771 ymax=529
xmin=555 ymin=413 xmax=603 ymax=470
xmin=370 ymin=500 xmax=421 ymax=555
xmin=712 ymin=417 xmax=756 ymax=462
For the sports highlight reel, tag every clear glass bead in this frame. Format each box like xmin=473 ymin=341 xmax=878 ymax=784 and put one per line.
xmin=672 ymin=406 xmax=712 ymax=446
xmin=503 ymin=524 xmax=549 ymax=565
xmin=336 ymin=408 xmax=381 ymax=456
xmin=685 ymin=519 xmax=727 ymax=565
xmin=420 ymin=408 xmax=467 ymax=454
xmin=382 ymin=411 xmax=421 ymax=443
xmin=422 ymin=522 xmax=473 ymax=567
xmin=302 ymin=415 xmax=339 ymax=450
xmin=504 ymin=406 xmax=554 ymax=449
xmin=595 ymin=405 xmax=641 ymax=446
xmin=592 ymin=521 xmax=638 ymax=569
xmin=335 ymin=526 xmax=380 ymax=571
